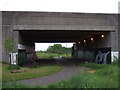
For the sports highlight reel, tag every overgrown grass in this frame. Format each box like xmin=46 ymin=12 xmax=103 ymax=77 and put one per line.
xmin=2 ymin=64 xmax=63 ymax=82
xmin=36 ymin=52 xmax=71 ymax=59
xmin=47 ymin=62 xmax=119 ymax=88
xmin=47 ymin=72 xmax=118 ymax=88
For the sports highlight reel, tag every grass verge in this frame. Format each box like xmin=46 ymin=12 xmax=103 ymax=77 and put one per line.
xmin=2 ymin=64 xmax=63 ymax=82
xmin=2 ymin=82 xmax=43 ymax=88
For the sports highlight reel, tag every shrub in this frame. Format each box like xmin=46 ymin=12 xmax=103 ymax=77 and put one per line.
xmin=7 ymin=65 xmax=20 ymax=70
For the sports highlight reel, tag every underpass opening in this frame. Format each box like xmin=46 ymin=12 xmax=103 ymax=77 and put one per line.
xmin=35 ymin=42 xmax=73 ymax=59
xmin=34 ymin=42 xmax=73 ymax=66
xmin=17 ymin=30 xmax=112 ymax=66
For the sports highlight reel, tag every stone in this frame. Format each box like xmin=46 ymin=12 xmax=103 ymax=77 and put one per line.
xmin=11 ymin=69 xmax=27 ymax=73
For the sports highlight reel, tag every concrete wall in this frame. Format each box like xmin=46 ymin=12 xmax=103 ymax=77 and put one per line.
xmin=0 ymin=12 xmax=2 ymax=62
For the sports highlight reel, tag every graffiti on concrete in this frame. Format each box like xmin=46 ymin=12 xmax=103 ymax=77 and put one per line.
xmin=95 ymin=51 xmax=110 ymax=64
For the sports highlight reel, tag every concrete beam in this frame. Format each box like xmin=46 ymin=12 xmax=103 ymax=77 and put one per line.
xmin=13 ymin=25 xmax=115 ymax=31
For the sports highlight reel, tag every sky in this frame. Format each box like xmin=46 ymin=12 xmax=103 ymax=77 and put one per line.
xmin=0 ymin=0 xmax=119 ymax=51
xmin=0 ymin=0 xmax=119 ymax=13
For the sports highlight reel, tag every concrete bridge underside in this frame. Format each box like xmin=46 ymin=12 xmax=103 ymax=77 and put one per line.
xmin=19 ymin=30 xmax=107 ymax=42
xmin=17 ymin=30 xmax=111 ymax=51
xmin=0 ymin=11 xmax=119 ymax=63
xmin=17 ymin=30 xmax=112 ymax=63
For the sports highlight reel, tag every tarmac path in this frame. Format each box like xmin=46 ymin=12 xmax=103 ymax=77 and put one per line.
xmin=19 ymin=66 xmax=85 ymax=86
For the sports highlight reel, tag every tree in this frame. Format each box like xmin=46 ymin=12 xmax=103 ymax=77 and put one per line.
xmin=4 ymin=37 xmax=16 ymax=64
xmin=47 ymin=44 xmax=72 ymax=54
xmin=4 ymin=37 xmax=16 ymax=53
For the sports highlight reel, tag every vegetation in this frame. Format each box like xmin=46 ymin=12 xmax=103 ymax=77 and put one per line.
xmin=7 ymin=65 xmax=20 ymax=70
xmin=36 ymin=44 xmax=72 ymax=59
xmin=36 ymin=51 xmax=71 ymax=59
xmin=4 ymin=37 xmax=16 ymax=53
xmin=2 ymin=82 xmax=43 ymax=88
xmin=1 ymin=61 xmax=9 ymax=64
xmin=4 ymin=37 xmax=17 ymax=65
xmin=47 ymin=44 xmax=72 ymax=54
xmin=2 ymin=64 xmax=63 ymax=82
xmin=47 ymin=62 xmax=119 ymax=88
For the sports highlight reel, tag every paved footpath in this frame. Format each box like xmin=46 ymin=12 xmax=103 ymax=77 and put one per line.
xmin=19 ymin=66 xmax=85 ymax=86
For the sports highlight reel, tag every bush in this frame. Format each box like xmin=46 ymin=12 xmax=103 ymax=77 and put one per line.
xmin=1 ymin=61 xmax=9 ymax=64
xmin=7 ymin=65 xmax=20 ymax=70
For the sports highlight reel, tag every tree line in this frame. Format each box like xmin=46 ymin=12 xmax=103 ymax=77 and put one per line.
xmin=39 ymin=44 xmax=72 ymax=54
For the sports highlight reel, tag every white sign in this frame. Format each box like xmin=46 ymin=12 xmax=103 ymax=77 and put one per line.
xmin=9 ymin=53 xmax=18 ymax=65
xmin=111 ymin=51 xmax=119 ymax=62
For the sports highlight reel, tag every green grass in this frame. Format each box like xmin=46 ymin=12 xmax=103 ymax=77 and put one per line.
xmin=0 ymin=63 xmax=2 ymax=89
xmin=2 ymin=64 xmax=63 ymax=82
xmin=36 ymin=52 xmax=71 ymax=59
xmin=2 ymin=82 xmax=43 ymax=88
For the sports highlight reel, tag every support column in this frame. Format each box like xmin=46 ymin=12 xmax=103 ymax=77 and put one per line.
xmin=0 ymin=12 xmax=2 ymax=62
xmin=0 ymin=11 xmax=2 ymax=90
xmin=118 ymin=14 xmax=120 ymax=59
xmin=110 ymin=28 xmax=119 ymax=62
